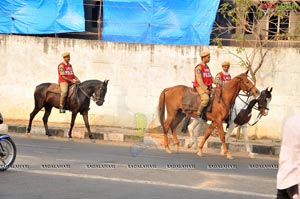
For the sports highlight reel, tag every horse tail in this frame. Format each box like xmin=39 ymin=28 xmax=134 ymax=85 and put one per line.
xmin=158 ymin=88 xmax=168 ymax=133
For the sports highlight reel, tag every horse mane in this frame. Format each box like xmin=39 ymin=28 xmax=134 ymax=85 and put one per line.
xmin=81 ymin=79 xmax=102 ymax=85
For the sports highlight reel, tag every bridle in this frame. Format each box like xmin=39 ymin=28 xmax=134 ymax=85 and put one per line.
xmin=256 ymin=91 xmax=270 ymax=112
xmin=239 ymin=75 xmax=257 ymax=96
xmin=77 ymin=83 xmax=105 ymax=104
xmin=219 ymin=76 xmax=257 ymax=111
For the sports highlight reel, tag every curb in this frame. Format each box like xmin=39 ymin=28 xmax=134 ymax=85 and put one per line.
xmin=207 ymin=140 xmax=280 ymax=156
xmin=3 ymin=124 xmax=279 ymax=155
xmin=5 ymin=124 xmax=144 ymax=143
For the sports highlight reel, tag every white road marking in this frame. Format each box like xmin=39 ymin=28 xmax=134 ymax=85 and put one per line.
xmin=18 ymin=169 xmax=275 ymax=198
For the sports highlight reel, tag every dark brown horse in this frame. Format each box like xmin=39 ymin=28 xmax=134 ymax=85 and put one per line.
xmin=27 ymin=79 xmax=109 ymax=140
xmin=158 ymin=71 xmax=260 ymax=159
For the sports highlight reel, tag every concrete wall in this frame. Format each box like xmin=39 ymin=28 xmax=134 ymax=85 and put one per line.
xmin=0 ymin=35 xmax=299 ymax=139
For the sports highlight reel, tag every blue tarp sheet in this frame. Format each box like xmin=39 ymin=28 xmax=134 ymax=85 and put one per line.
xmin=102 ymin=0 xmax=220 ymax=45
xmin=0 ymin=0 xmax=85 ymax=34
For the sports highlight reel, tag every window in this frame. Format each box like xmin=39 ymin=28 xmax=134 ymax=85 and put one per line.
xmin=84 ymin=0 xmax=102 ymax=31
xmin=245 ymin=6 xmax=257 ymax=34
xmin=268 ymin=12 xmax=290 ymax=40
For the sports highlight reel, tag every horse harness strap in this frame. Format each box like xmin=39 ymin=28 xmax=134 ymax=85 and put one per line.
xmin=78 ymin=86 xmax=96 ymax=101
xmin=248 ymin=113 xmax=263 ymax=126
xmin=234 ymin=95 xmax=264 ymax=126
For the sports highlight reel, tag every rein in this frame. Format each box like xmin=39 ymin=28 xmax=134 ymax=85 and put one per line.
xmin=236 ymin=94 xmax=264 ymax=126
xmin=77 ymin=84 xmax=99 ymax=103
xmin=248 ymin=91 xmax=272 ymax=126
xmin=248 ymin=113 xmax=263 ymax=126
xmin=218 ymin=77 xmax=245 ymax=112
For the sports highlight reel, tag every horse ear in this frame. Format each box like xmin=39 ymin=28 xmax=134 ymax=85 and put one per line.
xmin=104 ymin=80 xmax=109 ymax=85
xmin=269 ymin=87 xmax=272 ymax=92
xmin=245 ymin=70 xmax=249 ymax=75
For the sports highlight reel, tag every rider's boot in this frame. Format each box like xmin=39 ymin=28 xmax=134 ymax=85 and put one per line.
xmin=196 ymin=104 xmax=205 ymax=119
xmin=59 ymin=97 xmax=66 ymax=113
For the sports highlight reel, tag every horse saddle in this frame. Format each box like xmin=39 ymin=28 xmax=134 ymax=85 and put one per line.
xmin=47 ymin=84 xmax=78 ymax=109
xmin=47 ymin=84 xmax=76 ymax=97
xmin=182 ymin=87 xmax=215 ymax=114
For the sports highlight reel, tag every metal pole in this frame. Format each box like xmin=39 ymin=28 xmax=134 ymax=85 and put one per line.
xmin=98 ymin=0 xmax=102 ymax=40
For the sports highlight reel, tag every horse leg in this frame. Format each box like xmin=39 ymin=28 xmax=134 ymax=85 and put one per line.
xmin=43 ymin=105 xmax=53 ymax=136
xmin=197 ymin=123 xmax=216 ymax=156
xmin=170 ymin=111 xmax=185 ymax=152
xmin=241 ymin=124 xmax=256 ymax=158
xmin=187 ymin=119 xmax=200 ymax=149
xmin=226 ymin=121 xmax=236 ymax=142
xmin=27 ymin=106 xmax=43 ymax=134
xmin=181 ymin=116 xmax=190 ymax=133
xmin=236 ymin=126 xmax=241 ymax=140
xmin=192 ymin=124 xmax=200 ymax=149
xmin=216 ymin=121 xmax=233 ymax=160
xmin=82 ymin=112 xmax=95 ymax=142
xmin=163 ymin=113 xmax=176 ymax=154
xmin=68 ymin=112 xmax=78 ymax=140
xmin=221 ymin=120 xmax=236 ymax=155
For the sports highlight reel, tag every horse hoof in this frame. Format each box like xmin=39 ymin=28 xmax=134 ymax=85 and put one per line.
xmin=90 ymin=139 xmax=96 ymax=143
xmin=249 ymin=152 xmax=257 ymax=159
xmin=220 ymin=150 xmax=226 ymax=156
xmin=226 ymin=153 xmax=234 ymax=160
xmin=47 ymin=136 xmax=54 ymax=139
xmin=187 ymin=142 xmax=194 ymax=149
xmin=165 ymin=148 xmax=172 ymax=154
xmin=26 ymin=133 xmax=31 ymax=137
xmin=197 ymin=150 xmax=203 ymax=157
xmin=68 ymin=138 xmax=74 ymax=142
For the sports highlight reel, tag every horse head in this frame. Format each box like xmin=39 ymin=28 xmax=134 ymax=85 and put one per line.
xmin=94 ymin=79 xmax=109 ymax=106
xmin=236 ymin=71 xmax=260 ymax=98
xmin=257 ymin=87 xmax=272 ymax=116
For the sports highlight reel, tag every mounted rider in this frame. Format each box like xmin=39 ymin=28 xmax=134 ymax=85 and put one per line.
xmin=193 ymin=51 xmax=215 ymax=118
xmin=215 ymin=61 xmax=231 ymax=86
xmin=58 ymin=52 xmax=80 ymax=113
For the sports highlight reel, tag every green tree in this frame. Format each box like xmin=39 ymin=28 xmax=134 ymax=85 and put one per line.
xmin=213 ymin=0 xmax=300 ymax=83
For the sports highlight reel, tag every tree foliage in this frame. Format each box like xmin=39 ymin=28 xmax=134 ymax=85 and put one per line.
xmin=212 ymin=0 xmax=300 ymax=83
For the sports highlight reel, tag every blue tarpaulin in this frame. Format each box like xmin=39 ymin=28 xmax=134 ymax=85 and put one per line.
xmin=102 ymin=0 xmax=220 ymax=45
xmin=0 ymin=0 xmax=85 ymax=34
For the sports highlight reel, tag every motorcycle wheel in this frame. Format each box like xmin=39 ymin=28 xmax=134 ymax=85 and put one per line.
xmin=0 ymin=137 xmax=17 ymax=171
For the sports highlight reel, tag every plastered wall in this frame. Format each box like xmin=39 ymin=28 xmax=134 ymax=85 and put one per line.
xmin=1 ymin=35 xmax=299 ymax=139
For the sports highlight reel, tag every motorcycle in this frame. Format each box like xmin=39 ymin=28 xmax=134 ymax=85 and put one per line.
xmin=0 ymin=113 xmax=17 ymax=171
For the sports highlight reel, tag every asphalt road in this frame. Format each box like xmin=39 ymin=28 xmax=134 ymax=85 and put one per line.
xmin=0 ymin=133 xmax=279 ymax=199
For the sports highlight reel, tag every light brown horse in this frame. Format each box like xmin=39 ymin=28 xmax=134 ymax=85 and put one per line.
xmin=158 ymin=71 xmax=260 ymax=159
